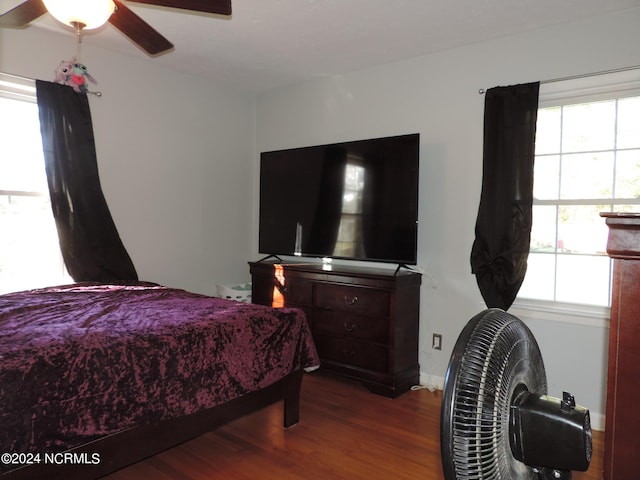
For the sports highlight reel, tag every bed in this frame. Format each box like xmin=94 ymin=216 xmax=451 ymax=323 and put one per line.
xmin=0 ymin=282 xmax=319 ymax=480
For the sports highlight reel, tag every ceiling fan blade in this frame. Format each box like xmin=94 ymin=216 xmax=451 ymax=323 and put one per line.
xmin=109 ymin=0 xmax=174 ymax=55
xmin=126 ymin=0 xmax=231 ymax=16
xmin=0 ymin=0 xmax=47 ymax=27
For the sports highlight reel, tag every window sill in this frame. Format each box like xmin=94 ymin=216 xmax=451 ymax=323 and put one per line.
xmin=510 ymin=299 xmax=610 ymax=329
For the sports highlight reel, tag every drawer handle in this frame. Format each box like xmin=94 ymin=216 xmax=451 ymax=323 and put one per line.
xmin=344 ymin=295 xmax=358 ymax=305
xmin=342 ymin=349 xmax=355 ymax=360
xmin=343 ymin=321 xmax=358 ymax=332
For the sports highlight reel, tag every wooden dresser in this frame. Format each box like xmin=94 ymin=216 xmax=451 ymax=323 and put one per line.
xmin=249 ymin=261 xmax=421 ymax=397
xmin=602 ymin=212 xmax=640 ymax=480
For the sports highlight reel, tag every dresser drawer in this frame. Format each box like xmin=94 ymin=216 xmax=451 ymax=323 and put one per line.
xmin=314 ymin=284 xmax=390 ymax=317
xmin=282 ymin=279 xmax=313 ymax=306
xmin=314 ymin=335 xmax=388 ymax=373
xmin=313 ymin=310 xmax=388 ymax=343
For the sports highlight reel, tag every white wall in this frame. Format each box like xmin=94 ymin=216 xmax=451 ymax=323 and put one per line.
xmin=254 ymin=7 xmax=640 ymax=428
xmin=0 ymin=27 xmax=256 ymax=296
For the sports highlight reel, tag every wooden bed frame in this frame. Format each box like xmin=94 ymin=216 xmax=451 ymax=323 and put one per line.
xmin=1 ymin=369 xmax=303 ymax=480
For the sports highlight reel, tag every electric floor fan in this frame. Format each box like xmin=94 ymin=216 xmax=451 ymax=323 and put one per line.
xmin=441 ymin=309 xmax=592 ymax=479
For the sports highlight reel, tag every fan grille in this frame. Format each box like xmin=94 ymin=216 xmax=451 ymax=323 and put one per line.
xmin=442 ymin=309 xmax=547 ymax=480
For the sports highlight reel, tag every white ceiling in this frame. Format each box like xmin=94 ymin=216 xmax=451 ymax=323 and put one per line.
xmin=3 ymin=0 xmax=640 ymax=92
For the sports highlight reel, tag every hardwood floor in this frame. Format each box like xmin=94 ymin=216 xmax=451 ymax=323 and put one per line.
xmin=104 ymin=372 xmax=604 ymax=480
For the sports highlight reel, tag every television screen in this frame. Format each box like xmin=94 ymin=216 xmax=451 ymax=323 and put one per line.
xmin=259 ymin=133 xmax=419 ymax=265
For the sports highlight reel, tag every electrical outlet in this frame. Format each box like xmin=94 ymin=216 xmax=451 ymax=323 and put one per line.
xmin=432 ymin=333 xmax=442 ymax=350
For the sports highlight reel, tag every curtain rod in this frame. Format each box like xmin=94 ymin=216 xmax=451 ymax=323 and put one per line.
xmin=478 ymin=64 xmax=640 ymax=94
xmin=0 ymin=71 xmax=102 ymax=97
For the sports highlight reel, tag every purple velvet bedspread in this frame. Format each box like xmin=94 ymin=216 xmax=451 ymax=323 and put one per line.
xmin=0 ymin=283 xmax=319 ymax=468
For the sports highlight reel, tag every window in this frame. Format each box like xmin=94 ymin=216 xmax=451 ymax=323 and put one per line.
xmin=333 ymin=158 xmax=366 ymax=258
xmin=0 ymin=75 xmax=71 ymax=294
xmin=518 ymin=75 xmax=640 ymax=307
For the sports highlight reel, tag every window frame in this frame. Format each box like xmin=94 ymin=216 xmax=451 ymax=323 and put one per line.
xmin=512 ymin=68 xmax=640 ymax=327
xmin=0 ymin=72 xmax=71 ymax=294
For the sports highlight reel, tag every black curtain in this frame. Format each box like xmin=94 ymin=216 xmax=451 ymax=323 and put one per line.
xmin=36 ymin=80 xmax=138 ymax=282
xmin=307 ymin=147 xmax=347 ymax=255
xmin=361 ymin=156 xmax=380 ymax=258
xmin=470 ymin=82 xmax=539 ymax=310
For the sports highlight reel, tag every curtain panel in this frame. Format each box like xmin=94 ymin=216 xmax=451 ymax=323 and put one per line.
xmin=36 ymin=80 xmax=138 ymax=282
xmin=307 ymin=147 xmax=347 ymax=255
xmin=470 ymin=82 xmax=540 ymax=310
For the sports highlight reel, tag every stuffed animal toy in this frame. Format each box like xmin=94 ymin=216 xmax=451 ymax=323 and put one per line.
xmin=53 ymin=59 xmax=74 ymax=84
xmin=54 ymin=57 xmax=97 ymax=94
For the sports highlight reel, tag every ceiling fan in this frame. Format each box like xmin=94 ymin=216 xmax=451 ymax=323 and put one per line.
xmin=0 ymin=0 xmax=232 ymax=55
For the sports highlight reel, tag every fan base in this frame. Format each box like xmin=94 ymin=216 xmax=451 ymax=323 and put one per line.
xmin=532 ymin=466 xmax=571 ymax=480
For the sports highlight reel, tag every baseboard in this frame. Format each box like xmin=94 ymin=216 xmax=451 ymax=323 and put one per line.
xmin=418 ymin=372 xmax=445 ymax=391
xmin=416 ymin=372 xmax=605 ymax=431
xmin=589 ymin=412 xmax=605 ymax=432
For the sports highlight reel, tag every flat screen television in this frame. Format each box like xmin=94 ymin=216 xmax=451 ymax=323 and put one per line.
xmin=259 ymin=133 xmax=420 ymax=265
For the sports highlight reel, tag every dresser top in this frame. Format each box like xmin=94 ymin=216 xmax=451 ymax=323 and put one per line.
xmin=600 ymin=212 xmax=640 ymax=220
xmin=601 ymin=212 xmax=640 ymax=258
xmin=249 ymin=260 xmax=422 ymax=280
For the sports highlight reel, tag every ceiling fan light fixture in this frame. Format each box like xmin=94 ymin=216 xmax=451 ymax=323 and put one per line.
xmin=43 ymin=0 xmax=115 ymax=30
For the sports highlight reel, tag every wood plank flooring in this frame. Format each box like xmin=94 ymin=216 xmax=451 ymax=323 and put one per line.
xmin=104 ymin=372 xmax=604 ymax=479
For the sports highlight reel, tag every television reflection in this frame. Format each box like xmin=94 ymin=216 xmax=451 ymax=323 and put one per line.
xmin=333 ymin=159 xmax=366 ymax=258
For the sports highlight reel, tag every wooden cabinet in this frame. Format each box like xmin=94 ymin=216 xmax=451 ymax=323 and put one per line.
xmin=249 ymin=261 xmax=421 ymax=397
xmin=602 ymin=212 xmax=640 ymax=480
